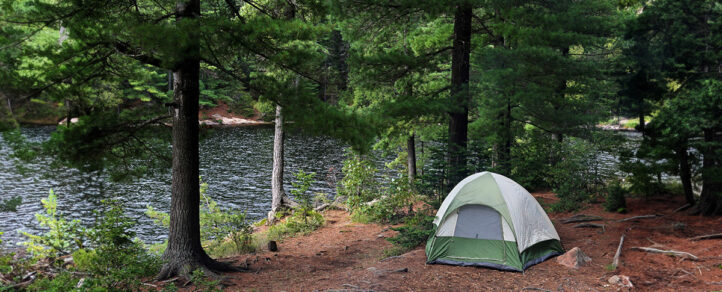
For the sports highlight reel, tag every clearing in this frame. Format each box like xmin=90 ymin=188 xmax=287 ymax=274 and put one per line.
xmin=175 ymin=193 xmax=722 ymax=291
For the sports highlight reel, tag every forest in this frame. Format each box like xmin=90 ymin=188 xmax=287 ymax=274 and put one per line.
xmin=0 ymin=0 xmax=721 ymax=291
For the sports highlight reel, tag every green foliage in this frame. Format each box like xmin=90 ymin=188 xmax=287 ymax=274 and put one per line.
xmin=0 ymin=196 xmax=22 ymax=212
xmin=189 ymin=269 xmax=221 ymax=292
xmin=509 ymin=129 xmax=558 ymax=191
xmin=352 ymin=172 xmax=416 ymax=224
xmin=338 ymin=151 xmax=379 ymax=209
xmin=618 ymin=149 xmax=665 ymax=197
xmin=147 ymin=179 xmax=254 ymax=256
xmin=548 ymin=138 xmax=611 ymax=212
xmin=20 ymin=190 xmax=86 ymax=259
xmin=13 ymin=195 xmax=159 ymax=291
xmin=25 ymin=271 xmax=79 ymax=292
xmin=0 ymin=102 xmax=18 ymax=131
xmin=603 ymin=181 xmax=628 ymax=213
xmin=290 ymin=170 xmax=317 ymax=223
xmin=1 ymin=129 xmax=40 ymax=162
xmin=267 ymin=210 xmax=324 ymax=242
xmin=44 ymin=110 xmax=171 ymax=181
xmin=384 ymin=210 xmax=434 ymax=256
xmin=71 ymin=200 xmax=160 ymax=290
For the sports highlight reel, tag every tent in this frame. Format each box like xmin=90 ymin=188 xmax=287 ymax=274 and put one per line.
xmin=425 ymin=172 xmax=563 ymax=271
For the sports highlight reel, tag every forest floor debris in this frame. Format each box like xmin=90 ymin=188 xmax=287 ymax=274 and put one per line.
xmin=165 ymin=193 xmax=722 ymax=291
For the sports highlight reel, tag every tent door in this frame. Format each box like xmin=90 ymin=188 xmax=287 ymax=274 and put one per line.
xmin=453 ymin=204 xmax=504 ymax=241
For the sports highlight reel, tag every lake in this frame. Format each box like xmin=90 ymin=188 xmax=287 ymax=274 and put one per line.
xmin=0 ymin=125 xmax=348 ymax=247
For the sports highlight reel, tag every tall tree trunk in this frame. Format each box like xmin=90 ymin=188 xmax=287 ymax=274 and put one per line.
xmin=448 ymin=2 xmax=472 ymax=188
xmin=638 ymin=98 xmax=645 ymax=135
xmin=697 ymin=128 xmax=722 ymax=215
xmin=407 ymin=133 xmax=416 ymax=183
xmin=269 ymin=104 xmax=285 ymax=223
xmin=158 ymin=0 xmax=230 ymax=279
xmin=677 ymin=143 xmax=695 ymax=205
xmin=552 ymin=47 xmax=569 ymax=143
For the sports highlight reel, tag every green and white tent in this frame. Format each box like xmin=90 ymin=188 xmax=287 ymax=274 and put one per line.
xmin=425 ymin=172 xmax=564 ymax=271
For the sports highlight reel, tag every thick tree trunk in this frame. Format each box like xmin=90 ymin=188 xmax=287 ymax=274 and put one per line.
xmin=677 ymin=143 xmax=695 ymax=205
xmin=268 ymin=104 xmax=285 ymax=224
xmin=157 ymin=0 xmax=231 ymax=280
xmin=448 ymin=2 xmax=472 ymax=188
xmin=407 ymin=133 xmax=416 ymax=183
xmin=697 ymin=128 xmax=722 ymax=216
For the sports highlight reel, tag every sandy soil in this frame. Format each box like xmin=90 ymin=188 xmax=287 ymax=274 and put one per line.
xmin=198 ymin=102 xmax=271 ymax=126
xmin=171 ymin=193 xmax=722 ymax=291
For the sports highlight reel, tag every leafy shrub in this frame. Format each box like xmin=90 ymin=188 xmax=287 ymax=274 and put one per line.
xmin=351 ymin=173 xmax=416 ymax=224
xmin=290 ymin=170 xmax=316 ymax=223
xmin=338 ymin=151 xmax=379 ymax=209
xmin=26 ymin=271 xmax=79 ymax=292
xmin=384 ymin=210 xmax=434 ymax=256
xmin=20 ymin=190 xmax=87 ymax=259
xmin=17 ymin=196 xmax=159 ymax=291
xmin=190 ymin=268 xmax=221 ymax=292
xmin=548 ymin=138 xmax=609 ymax=212
xmin=618 ymin=148 xmax=665 ymax=197
xmin=603 ymin=181 xmax=628 ymax=213
xmin=510 ymin=129 xmax=557 ymax=190
xmin=72 ymin=200 xmax=160 ymax=290
xmin=147 ymin=179 xmax=254 ymax=255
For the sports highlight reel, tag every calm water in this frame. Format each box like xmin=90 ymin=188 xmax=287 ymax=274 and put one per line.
xmin=0 ymin=126 xmax=347 ymax=246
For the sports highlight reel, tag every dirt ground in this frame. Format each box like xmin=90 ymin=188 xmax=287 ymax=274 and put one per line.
xmin=173 ymin=193 xmax=722 ymax=291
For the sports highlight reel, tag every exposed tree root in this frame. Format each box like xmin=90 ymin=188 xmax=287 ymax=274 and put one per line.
xmin=689 ymin=233 xmax=722 ymax=241
xmin=612 ymin=234 xmax=625 ymax=269
xmin=561 ymin=214 xmax=604 ymax=224
xmin=617 ymin=214 xmax=660 ymax=222
xmin=631 ymin=247 xmax=699 ymax=261
xmin=156 ymin=252 xmax=243 ymax=282
xmin=573 ymin=223 xmax=606 ymax=232
xmin=673 ymin=203 xmax=692 ymax=213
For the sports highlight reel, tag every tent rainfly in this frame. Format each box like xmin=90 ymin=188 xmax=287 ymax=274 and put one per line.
xmin=425 ymin=172 xmax=564 ymax=271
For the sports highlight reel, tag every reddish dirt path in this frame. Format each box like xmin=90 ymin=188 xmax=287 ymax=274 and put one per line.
xmin=177 ymin=193 xmax=722 ymax=291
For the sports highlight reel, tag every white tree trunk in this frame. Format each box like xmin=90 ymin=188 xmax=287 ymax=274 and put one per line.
xmin=268 ymin=104 xmax=284 ymax=223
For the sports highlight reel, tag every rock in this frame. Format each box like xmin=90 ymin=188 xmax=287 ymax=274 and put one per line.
xmin=556 ymin=247 xmax=592 ymax=269
xmin=608 ymin=275 xmax=633 ymax=288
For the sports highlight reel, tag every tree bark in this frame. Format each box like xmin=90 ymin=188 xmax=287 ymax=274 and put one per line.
xmin=638 ymin=98 xmax=645 ymax=135
xmin=157 ymin=0 xmax=231 ymax=280
xmin=407 ymin=133 xmax=416 ymax=183
xmin=697 ymin=127 xmax=722 ymax=216
xmin=677 ymin=143 xmax=695 ymax=205
xmin=269 ymin=104 xmax=285 ymax=224
xmin=448 ymin=2 xmax=472 ymax=188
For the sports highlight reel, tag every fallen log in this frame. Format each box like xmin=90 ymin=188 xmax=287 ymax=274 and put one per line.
xmin=689 ymin=233 xmax=722 ymax=241
xmin=522 ymin=288 xmax=553 ymax=292
xmin=613 ymin=234 xmax=625 ymax=269
xmin=673 ymin=203 xmax=692 ymax=213
xmin=390 ymin=268 xmax=408 ymax=273
xmin=573 ymin=223 xmax=606 ymax=232
xmin=561 ymin=215 xmax=604 ymax=224
xmin=380 ymin=255 xmax=403 ymax=262
xmin=631 ymin=247 xmax=699 ymax=261
xmin=617 ymin=214 xmax=660 ymax=222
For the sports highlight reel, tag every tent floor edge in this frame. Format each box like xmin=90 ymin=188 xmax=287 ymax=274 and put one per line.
xmin=427 ymin=259 xmax=522 ymax=272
